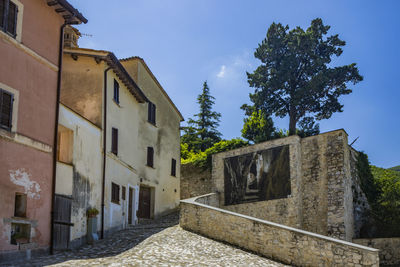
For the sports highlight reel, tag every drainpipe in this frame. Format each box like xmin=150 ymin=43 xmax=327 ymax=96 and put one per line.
xmin=101 ymin=66 xmax=112 ymax=239
xmin=50 ymin=19 xmax=79 ymax=255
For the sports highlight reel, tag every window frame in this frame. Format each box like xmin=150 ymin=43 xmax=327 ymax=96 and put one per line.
xmin=111 ymin=182 xmax=120 ymax=204
xmin=113 ymin=79 xmax=119 ymax=104
xmin=111 ymin=127 xmax=118 ymax=155
xmin=147 ymin=101 xmax=156 ymax=125
xmin=146 ymin=146 xmax=154 ymax=168
xmin=171 ymin=158 xmax=176 ymax=177
xmin=0 ymin=88 xmax=14 ymax=131
xmin=0 ymin=0 xmax=18 ymax=38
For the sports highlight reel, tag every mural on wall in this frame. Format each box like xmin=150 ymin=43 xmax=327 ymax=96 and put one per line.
xmin=224 ymin=145 xmax=290 ymax=205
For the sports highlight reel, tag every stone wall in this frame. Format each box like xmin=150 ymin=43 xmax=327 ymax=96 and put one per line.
xmin=213 ymin=135 xmax=302 ymax=229
xmin=180 ymin=194 xmax=379 ymax=267
xmin=353 ymin=237 xmax=400 ymax=266
xmin=211 ymin=129 xmax=356 ymax=241
xmin=180 ymin=163 xmax=212 ymax=200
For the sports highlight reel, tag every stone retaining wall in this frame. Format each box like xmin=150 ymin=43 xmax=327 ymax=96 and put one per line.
xmin=353 ymin=238 xmax=400 ymax=266
xmin=180 ymin=163 xmax=212 ymax=200
xmin=180 ymin=193 xmax=379 ymax=267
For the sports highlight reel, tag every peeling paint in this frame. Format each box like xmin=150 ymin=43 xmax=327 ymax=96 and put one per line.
xmin=9 ymin=169 xmax=41 ymax=199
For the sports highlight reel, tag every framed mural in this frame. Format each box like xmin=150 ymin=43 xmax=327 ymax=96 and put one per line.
xmin=224 ymin=145 xmax=290 ymax=205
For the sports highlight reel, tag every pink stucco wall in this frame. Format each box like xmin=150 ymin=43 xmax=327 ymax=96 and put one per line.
xmin=0 ymin=0 xmax=64 ymax=253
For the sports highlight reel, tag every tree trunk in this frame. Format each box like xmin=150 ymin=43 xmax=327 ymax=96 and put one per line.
xmin=289 ymin=114 xmax=297 ymax=136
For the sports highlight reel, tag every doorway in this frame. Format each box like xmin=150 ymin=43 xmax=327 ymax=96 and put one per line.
xmin=138 ymin=186 xmax=151 ymax=219
xmin=128 ymin=187 xmax=134 ymax=224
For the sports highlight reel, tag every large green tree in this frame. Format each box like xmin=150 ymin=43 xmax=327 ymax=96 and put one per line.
xmin=244 ymin=18 xmax=363 ymax=135
xmin=181 ymin=81 xmax=222 ymax=151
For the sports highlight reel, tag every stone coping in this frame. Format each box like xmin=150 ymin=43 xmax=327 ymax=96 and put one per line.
xmin=180 ymin=193 xmax=379 ymax=253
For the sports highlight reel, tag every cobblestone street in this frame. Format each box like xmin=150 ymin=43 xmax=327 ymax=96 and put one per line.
xmin=1 ymin=212 xmax=287 ymax=267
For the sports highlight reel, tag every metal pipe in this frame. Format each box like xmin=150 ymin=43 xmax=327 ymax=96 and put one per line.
xmin=101 ymin=66 xmax=112 ymax=239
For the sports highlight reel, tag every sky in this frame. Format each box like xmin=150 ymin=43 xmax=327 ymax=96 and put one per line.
xmin=68 ymin=0 xmax=399 ymax=168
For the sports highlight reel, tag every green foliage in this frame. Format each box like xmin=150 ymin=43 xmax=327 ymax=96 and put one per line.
xmin=389 ymin=165 xmax=400 ymax=172
xmin=245 ymin=18 xmax=363 ymax=135
xmin=356 ymin=152 xmax=380 ymax=205
xmin=296 ymin=117 xmax=320 ymax=138
xmin=370 ymin=165 xmax=400 ymax=237
xmin=181 ymin=81 xmax=222 ymax=152
xmin=241 ymin=110 xmax=276 ymax=143
xmin=182 ymin=138 xmax=249 ymax=169
xmin=181 ymin=82 xmax=221 ymax=152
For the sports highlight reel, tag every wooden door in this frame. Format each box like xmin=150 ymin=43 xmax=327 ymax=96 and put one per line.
xmin=53 ymin=194 xmax=73 ymax=250
xmin=138 ymin=186 xmax=151 ymax=219
xmin=128 ymin=187 xmax=133 ymax=224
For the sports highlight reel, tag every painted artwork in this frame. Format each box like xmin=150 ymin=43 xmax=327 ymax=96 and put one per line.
xmin=224 ymin=145 xmax=290 ymax=205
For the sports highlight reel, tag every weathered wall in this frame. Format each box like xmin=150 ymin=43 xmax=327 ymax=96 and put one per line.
xmin=349 ymin=148 xmax=370 ymax=238
xmin=353 ymin=237 xmax=400 ymax=266
xmin=180 ymin=194 xmax=379 ymax=267
xmin=300 ymin=130 xmax=354 ymax=241
xmin=212 ymin=135 xmax=302 ymax=228
xmin=121 ymin=58 xmax=181 ymax=218
xmin=180 ymin=163 xmax=212 ymax=200
xmin=210 ymin=129 xmax=355 ymax=241
xmin=0 ymin=0 xmax=64 ymax=257
xmin=60 ymin=52 xmax=104 ymax=127
xmin=56 ymin=104 xmax=103 ymax=246
xmin=103 ymin=69 xmax=141 ymax=232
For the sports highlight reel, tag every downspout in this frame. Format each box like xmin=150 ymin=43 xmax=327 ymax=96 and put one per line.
xmin=50 ymin=19 xmax=78 ymax=255
xmin=101 ymin=66 xmax=112 ymax=239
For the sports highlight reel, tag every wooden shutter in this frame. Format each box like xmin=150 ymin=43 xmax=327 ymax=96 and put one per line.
xmin=113 ymin=79 xmax=119 ymax=104
xmin=0 ymin=89 xmax=13 ymax=130
xmin=0 ymin=0 xmax=5 ymax=29
xmin=122 ymin=186 xmax=126 ymax=200
xmin=147 ymin=147 xmax=154 ymax=167
xmin=171 ymin=158 xmax=176 ymax=176
xmin=7 ymin=1 xmax=17 ymax=36
xmin=111 ymin=182 xmax=120 ymax=203
xmin=152 ymin=103 xmax=156 ymax=124
xmin=111 ymin=128 xmax=118 ymax=155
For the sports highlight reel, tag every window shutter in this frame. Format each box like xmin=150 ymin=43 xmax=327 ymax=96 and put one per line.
xmin=152 ymin=103 xmax=156 ymax=124
xmin=112 ymin=128 xmax=118 ymax=155
xmin=171 ymin=158 xmax=176 ymax=176
xmin=148 ymin=102 xmax=152 ymax=122
xmin=7 ymin=1 xmax=16 ymax=36
xmin=0 ymin=89 xmax=13 ymax=130
xmin=0 ymin=0 xmax=5 ymax=29
xmin=113 ymin=79 xmax=119 ymax=104
xmin=147 ymin=147 xmax=154 ymax=167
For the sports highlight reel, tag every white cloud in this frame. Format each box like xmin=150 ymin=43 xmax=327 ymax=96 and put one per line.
xmin=217 ymin=65 xmax=226 ymax=78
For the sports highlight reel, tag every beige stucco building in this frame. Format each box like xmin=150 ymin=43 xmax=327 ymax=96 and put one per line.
xmin=53 ymin=28 xmax=183 ymax=249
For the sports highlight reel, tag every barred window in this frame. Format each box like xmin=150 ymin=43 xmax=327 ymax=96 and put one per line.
xmin=0 ymin=0 xmax=18 ymax=38
xmin=0 ymin=88 xmax=13 ymax=131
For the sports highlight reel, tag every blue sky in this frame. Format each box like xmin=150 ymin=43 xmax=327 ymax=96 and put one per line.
xmin=69 ymin=0 xmax=399 ymax=168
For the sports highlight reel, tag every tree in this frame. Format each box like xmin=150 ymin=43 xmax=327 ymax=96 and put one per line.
xmin=245 ymin=18 xmax=363 ymax=135
xmin=181 ymin=81 xmax=222 ymax=151
xmin=241 ymin=110 xmax=276 ymax=143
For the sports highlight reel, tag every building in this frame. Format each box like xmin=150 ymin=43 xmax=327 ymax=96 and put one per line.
xmin=53 ymin=28 xmax=183 ymax=249
xmin=0 ymin=0 xmax=86 ymax=260
xmin=121 ymin=57 xmax=184 ymax=219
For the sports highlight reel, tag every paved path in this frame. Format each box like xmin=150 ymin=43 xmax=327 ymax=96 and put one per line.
xmin=3 ymin=213 xmax=288 ymax=267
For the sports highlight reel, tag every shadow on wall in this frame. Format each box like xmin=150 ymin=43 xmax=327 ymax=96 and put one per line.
xmin=224 ymin=145 xmax=290 ymax=206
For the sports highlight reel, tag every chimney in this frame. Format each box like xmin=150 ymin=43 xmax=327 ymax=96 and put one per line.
xmin=63 ymin=26 xmax=81 ymax=48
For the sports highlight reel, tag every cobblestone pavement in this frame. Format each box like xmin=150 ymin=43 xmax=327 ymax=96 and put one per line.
xmin=2 ymin=212 xmax=288 ymax=267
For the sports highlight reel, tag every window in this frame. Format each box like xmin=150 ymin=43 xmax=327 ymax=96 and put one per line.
xmin=0 ymin=88 xmax=13 ymax=131
xmin=0 ymin=0 xmax=18 ymax=38
xmin=111 ymin=127 xmax=118 ymax=155
xmin=147 ymin=147 xmax=154 ymax=167
xmin=147 ymin=101 xmax=156 ymax=125
xmin=121 ymin=186 xmax=126 ymax=200
xmin=113 ymin=79 xmax=119 ymax=104
xmin=111 ymin=182 xmax=120 ymax=204
xmin=14 ymin=193 xmax=26 ymax=217
xmin=57 ymin=125 xmax=73 ymax=164
xmin=171 ymin=158 xmax=176 ymax=177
